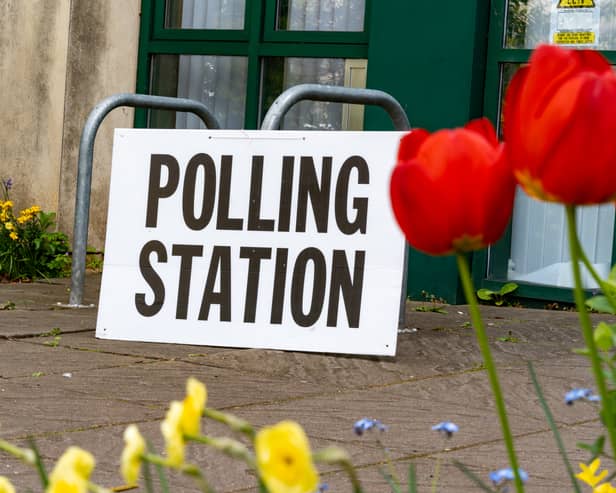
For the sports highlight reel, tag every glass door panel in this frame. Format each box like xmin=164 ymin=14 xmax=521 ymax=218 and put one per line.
xmin=276 ymin=0 xmax=365 ymax=31
xmin=505 ymin=0 xmax=616 ymax=49
xmin=165 ymin=0 xmax=246 ymax=29
xmin=260 ymin=57 xmax=367 ymax=130
xmin=150 ymin=54 xmax=248 ymax=129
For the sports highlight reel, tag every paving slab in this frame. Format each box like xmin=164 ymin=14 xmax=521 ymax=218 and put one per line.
xmin=28 ymin=329 xmax=237 ymax=361
xmin=0 ymin=274 xmax=613 ymax=492
xmin=0 ymin=339 xmax=144 ymax=378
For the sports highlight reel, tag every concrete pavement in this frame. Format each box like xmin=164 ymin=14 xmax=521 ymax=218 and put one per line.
xmin=0 ymin=274 xmax=609 ymax=492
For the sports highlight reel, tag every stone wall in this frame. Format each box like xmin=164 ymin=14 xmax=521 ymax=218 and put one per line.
xmin=0 ymin=0 xmax=141 ymax=250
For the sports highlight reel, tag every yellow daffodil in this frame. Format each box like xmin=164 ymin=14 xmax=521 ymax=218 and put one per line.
xmin=255 ymin=420 xmax=319 ymax=493
xmin=595 ymin=483 xmax=616 ymax=493
xmin=161 ymin=401 xmax=185 ymax=466
xmin=181 ymin=377 xmax=207 ymax=436
xmin=121 ymin=424 xmax=146 ymax=485
xmin=0 ymin=201 xmax=12 ymax=210
xmin=577 ymin=458 xmax=609 ymax=488
xmin=17 ymin=214 xmax=31 ymax=224
xmin=47 ymin=446 xmax=95 ymax=493
xmin=29 ymin=205 xmax=41 ymax=214
xmin=0 ymin=476 xmax=15 ymax=493
xmin=4 ymin=222 xmax=14 ymax=231
xmin=9 ymin=232 xmax=17 ymax=241
xmin=160 ymin=378 xmax=207 ymax=467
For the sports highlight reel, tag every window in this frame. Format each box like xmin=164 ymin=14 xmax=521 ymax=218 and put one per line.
xmin=479 ymin=0 xmax=616 ymax=299
xmin=136 ymin=0 xmax=369 ymax=131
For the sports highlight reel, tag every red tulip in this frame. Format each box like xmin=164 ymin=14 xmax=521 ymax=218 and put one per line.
xmin=504 ymin=44 xmax=616 ymax=205
xmin=390 ymin=118 xmax=515 ymax=256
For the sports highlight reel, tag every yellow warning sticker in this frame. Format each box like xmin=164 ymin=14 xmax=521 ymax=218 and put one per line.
xmin=553 ymin=31 xmax=595 ymax=44
xmin=557 ymin=0 xmax=595 ymax=7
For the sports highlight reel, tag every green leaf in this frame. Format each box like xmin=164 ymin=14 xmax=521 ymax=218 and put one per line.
xmin=528 ymin=361 xmax=582 ymax=493
xmin=594 ymin=322 xmax=615 ymax=351
xmin=476 ymin=289 xmax=495 ymax=301
xmin=586 ymin=296 xmax=616 ymax=314
xmin=499 ymin=282 xmax=518 ymax=296
xmin=27 ymin=438 xmax=48 ymax=488
xmin=577 ymin=435 xmax=605 ymax=461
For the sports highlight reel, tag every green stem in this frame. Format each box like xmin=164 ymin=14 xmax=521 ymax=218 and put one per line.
xmin=203 ymin=408 xmax=255 ymax=439
xmin=142 ymin=453 xmax=215 ymax=493
xmin=456 ymin=253 xmax=524 ymax=493
xmin=565 ymin=205 xmax=616 ymax=460
xmin=377 ymin=438 xmax=400 ymax=489
xmin=0 ymin=439 xmax=35 ymax=465
xmin=574 ymin=227 xmax=616 ymax=314
xmin=313 ymin=447 xmax=363 ymax=493
xmin=187 ymin=434 xmax=256 ymax=469
xmin=527 ymin=361 xmax=581 ymax=493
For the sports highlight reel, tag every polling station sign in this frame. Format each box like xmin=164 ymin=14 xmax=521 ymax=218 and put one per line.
xmin=96 ymin=130 xmax=406 ymax=356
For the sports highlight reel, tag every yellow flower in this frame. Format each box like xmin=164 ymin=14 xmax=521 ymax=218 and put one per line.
xmin=1 ymin=201 xmax=12 ymax=210
xmin=4 ymin=222 xmax=14 ymax=231
xmin=9 ymin=232 xmax=18 ymax=241
xmin=181 ymin=377 xmax=207 ymax=436
xmin=47 ymin=446 xmax=95 ymax=493
xmin=0 ymin=476 xmax=15 ymax=493
xmin=29 ymin=205 xmax=41 ymax=214
xmin=121 ymin=424 xmax=146 ymax=485
xmin=160 ymin=378 xmax=207 ymax=467
xmin=161 ymin=401 xmax=185 ymax=466
xmin=595 ymin=483 xmax=616 ymax=493
xmin=255 ymin=421 xmax=319 ymax=493
xmin=577 ymin=458 xmax=609 ymax=488
xmin=16 ymin=215 xmax=30 ymax=224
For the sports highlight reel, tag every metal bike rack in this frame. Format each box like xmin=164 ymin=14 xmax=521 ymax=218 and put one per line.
xmin=67 ymin=93 xmax=220 ymax=307
xmin=261 ymin=84 xmax=410 ymax=131
xmin=261 ymin=84 xmax=411 ymax=327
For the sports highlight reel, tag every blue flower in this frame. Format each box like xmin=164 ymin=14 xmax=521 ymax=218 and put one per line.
xmin=489 ymin=468 xmax=529 ymax=486
xmin=2 ymin=178 xmax=12 ymax=190
xmin=353 ymin=418 xmax=388 ymax=436
xmin=431 ymin=421 xmax=459 ymax=437
xmin=565 ymin=388 xmax=600 ymax=405
xmin=316 ymin=484 xmax=329 ymax=493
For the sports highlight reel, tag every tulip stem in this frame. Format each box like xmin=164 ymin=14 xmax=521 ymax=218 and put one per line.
xmin=565 ymin=205 xmax=616 ymax=460
xmin=572 ymin=231 xmax=616 ymax=313
xmin=456 ymin=253 xmax=524 ymax=493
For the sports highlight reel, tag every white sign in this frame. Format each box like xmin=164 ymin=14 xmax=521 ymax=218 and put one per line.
xmin=550 ymin=0 xmax=600 ymax=47
xmin=96 ymin=130 xmax=406 ymax=356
